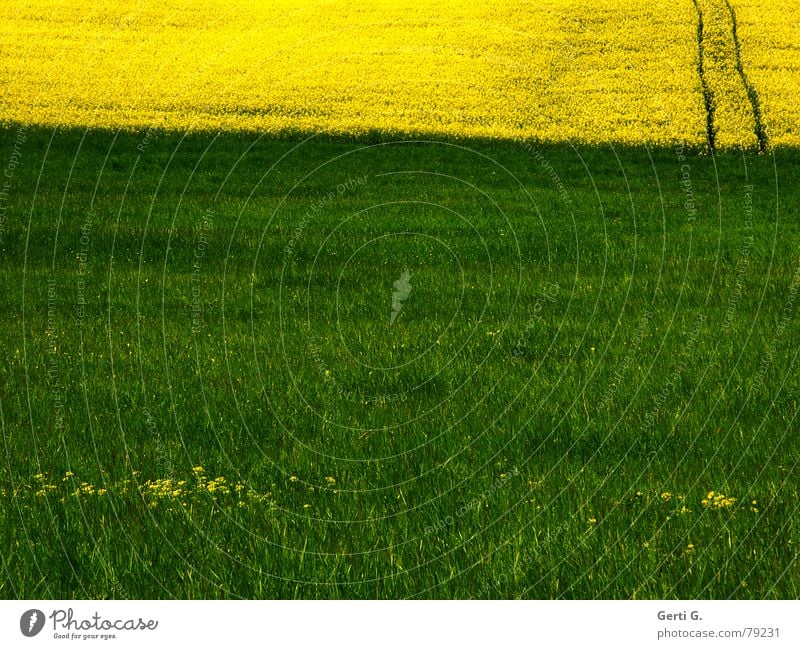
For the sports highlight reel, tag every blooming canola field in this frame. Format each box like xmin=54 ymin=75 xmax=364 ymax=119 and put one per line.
xmin=0 ymin=0 xmax=798 ymax=147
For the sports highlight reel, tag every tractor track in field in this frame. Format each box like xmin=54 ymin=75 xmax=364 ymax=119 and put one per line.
xmin=722 ymin=0 xmax=768 ymax=152
xmin=692 ymin=0 xmax=717 ymax=153
xmin=691 ymin=0 xmax=768 ymax=153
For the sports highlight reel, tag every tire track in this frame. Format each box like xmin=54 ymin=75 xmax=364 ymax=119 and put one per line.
xmin=723 ymin=0 xmax=768 ymax=152
xmin=692 ymin=0 xmax=765 ymax=151
xmin=692 ymin=0 xmax=717 ymax=153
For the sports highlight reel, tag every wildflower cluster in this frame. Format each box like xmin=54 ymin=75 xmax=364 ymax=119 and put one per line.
xmin=701 ymin=491 xmax=737 ymax=509
xmin=72 ymin=482 xmax=108 ymax=497
xmin=33 ymin=473 xmax=57 ymax=498
xmin=22 ymin=469 xmax=272 ymax=509
xmin=141 ymin=478 xmax=187 ymax=500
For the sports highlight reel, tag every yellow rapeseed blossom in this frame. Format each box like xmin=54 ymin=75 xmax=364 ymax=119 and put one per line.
xmin=695 ymin=0 xmax=759 ymax=149
xmin=0 ymin=0 xmax=709 ymax=147
xmin=3 ymin=0 xmax=791 ymax=147
xmin=701 ymin=491 xmax=736 ymax=509
xmin=730 ymin=0 xmax=800 ymax=147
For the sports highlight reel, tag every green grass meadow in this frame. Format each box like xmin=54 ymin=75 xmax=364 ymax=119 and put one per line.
xmin=1 ymin=125 xmax=799 ymax=598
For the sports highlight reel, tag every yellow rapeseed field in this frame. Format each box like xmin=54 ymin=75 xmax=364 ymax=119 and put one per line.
xmin=730 ymin=0 xmax=800 ymax=147
xmin=0 ymin=0 xmax=795 ymax=148
xmin=695 ymin=0 xmax=759 ymax=149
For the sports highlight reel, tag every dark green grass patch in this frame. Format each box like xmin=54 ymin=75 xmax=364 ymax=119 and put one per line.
xmin=0 ymin=126 xmax=798 ymax=598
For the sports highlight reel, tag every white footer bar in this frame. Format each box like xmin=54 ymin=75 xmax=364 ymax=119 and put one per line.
xmin=1 ymin=600 xmax=796 ymax=649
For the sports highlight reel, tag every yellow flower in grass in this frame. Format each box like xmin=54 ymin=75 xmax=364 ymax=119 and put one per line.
xmin=247 ymin=490 xmax=271 ymax=503
xmin=205 ymin=477 xmax=230 ymax=495
xmin=701 ymin=491 xmax=736 ymax=509
xmin=35 ymin=483 xmax=57 ymax=496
